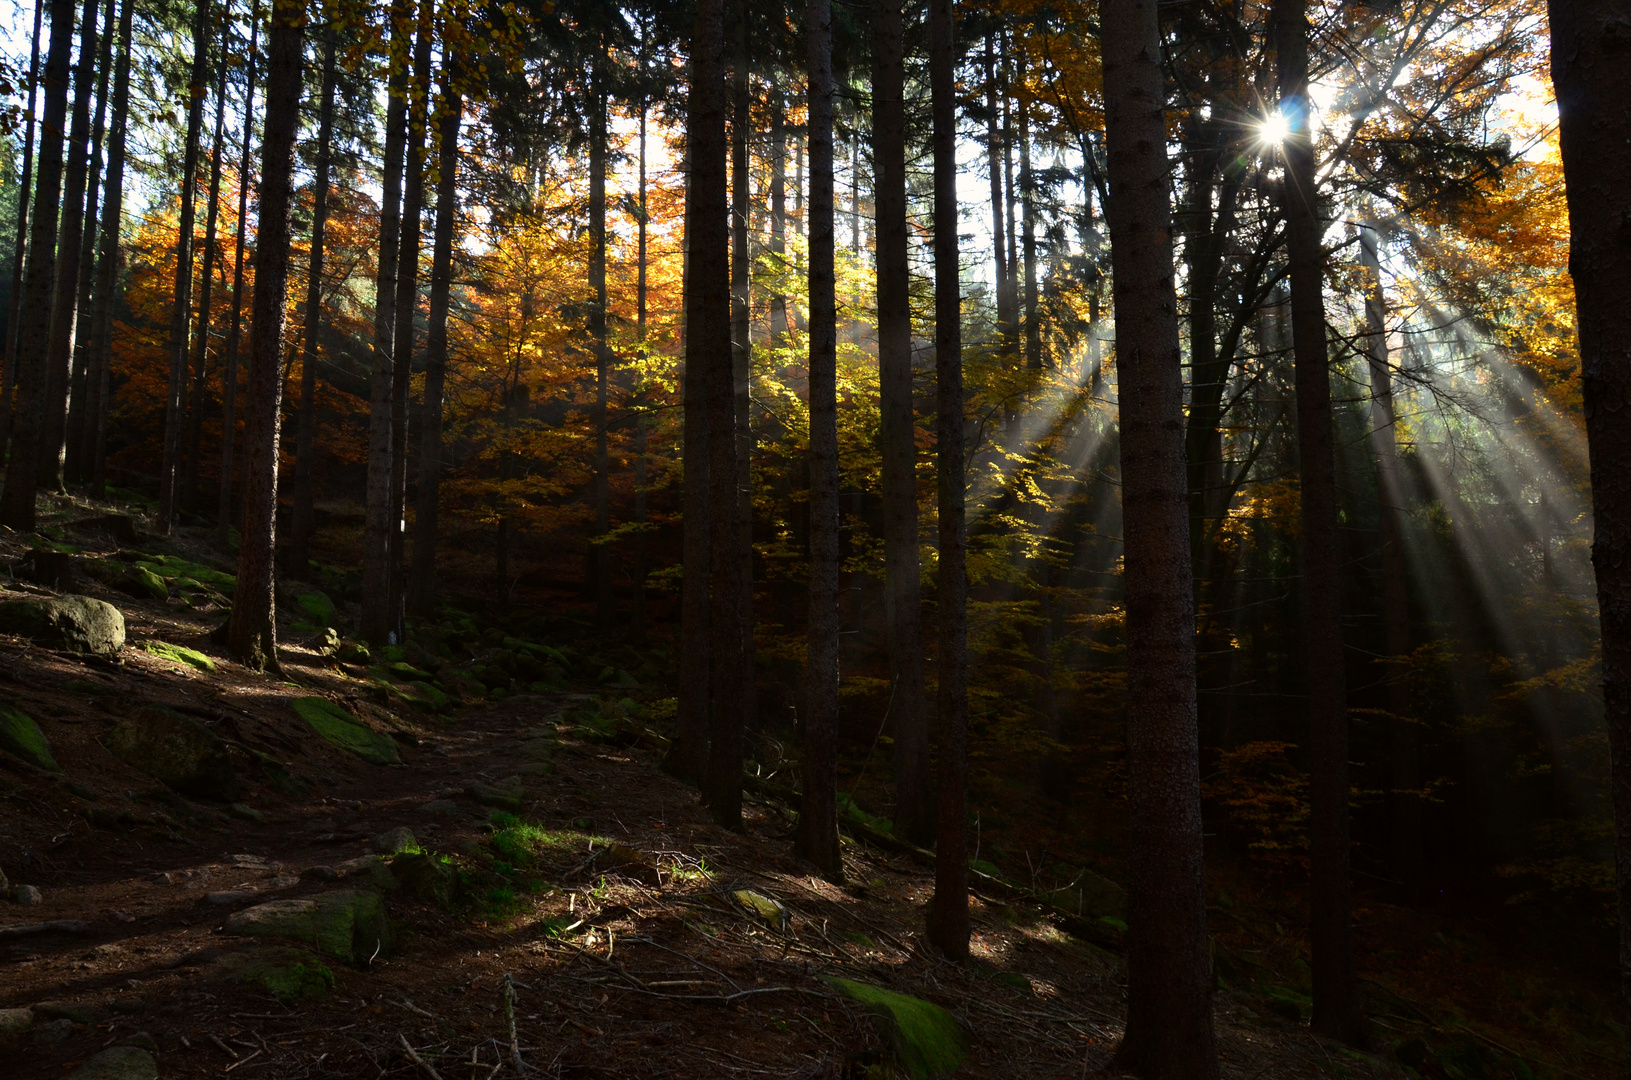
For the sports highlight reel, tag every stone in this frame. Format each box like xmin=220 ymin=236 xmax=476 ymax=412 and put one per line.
xmin=211 ymin=946 xmax=336 ymax=1001
xmin=35 ymin=1001 xmax=96 ymax=1023
xmin=417 ymin=799 xmax=459 ymax=815
xmin=64 ymin=1046 xmax=159 ymax=1080
xmin=125 ymin=564 xmax=168 ymax=601
xmin=109 ymin=998 xmax=148 ymax=1015
xmin=823 ymin=978 xmax=969 ymax=1079
xmin=337 ymin=640 xmax=370 ymax=664
xmin=465 ymin=777 xmax=523 ymax=812
xmin=205 ymin=890 xmax=259 ymax=906
xmin=230 ymin=803 xmax=265 ymax=821
xmin=225 ymin=889 xmax=393 ymax=965
xmin=32 ymin=1017 xmax=76 ymax=1044
xmin=124 ymin=1032 xmax=159 ymax=1052
xmin=312 ymin=627 xmax=341 ymax=658
xmin=1038 ymin=869 xmax=1127 ymax=921
xmin=332 ymin=854 xmax=397 ymax=892
xmin=374 ymin=827 xmax=418 ymax=854
xmin=10 ymin=884 xmax=42 ymax=905
xmin=0 ymin=594 xmax=125 ymax=655
xmin=296 ymin=591 xmax=338 ymax=628
xmin=0 ymin=708 xmax=59 ymax=771
xmin=102 ymin=705 xmax=237 ymax=801
xmin=291 ymin=697 xmax=400 ymax=765
xmin=0 ymin=1007 xmax=31 ymax=1041
xmin=141 ymin=640 xmax=216 ymax=672
xmin=389 ymin=852 xmax=455 ymax=907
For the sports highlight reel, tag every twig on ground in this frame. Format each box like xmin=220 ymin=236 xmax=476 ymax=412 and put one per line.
xmin=503 ymin=973 xmax=524 ymax=1075
xmin=208 ymin=1034 xmax=239 ymax=1059
xmin=222 ymin=1047 xmax=263 ymax=1073
xmin=399 ymin=1033 xmax=446 ymax=1080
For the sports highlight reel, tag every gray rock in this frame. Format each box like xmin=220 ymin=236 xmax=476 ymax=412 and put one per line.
xmin=312 ymin=626 xmax=341 ymax=657
xmin=35 ymin=1001 xmax=96 ymax=1023
xmin=10 ymin=884 xmax=41 ymax=905
xmin=101 ymin=705 xmax=237 ymax=801
xmin=65 ymin=1046 xmax=158 ymax=1080
xmin=224 ymin=889 xmax=393 ymax=965
xmin=0 ymin=1007 xmax=31 ymax=1041
xmin=332 ymin=854 xmax=397 ymax=892
xmin=417 ymin=799 xmax=459 ymax=815
xmin=204 ymin=890 xmax=258 ymax=906
xmin=299 ymin=865 xmax=340 ymax=883
xmin=109 ymin=998 xmax=148 ymax=1015
xmin=374 ymin=826 xmax=418 ymax=854
xmin=390 ymin=851 xmax=455 ymax=907
xmin=0 ymin=594 xmax=125 ymax=655
xmin=125 ymin=1031 xmax=158 ymax=1052
xmin=32 ymin=1017 xmax=75 ymax=1044
xmin=465 ymin=777 xmax=523 ymax=811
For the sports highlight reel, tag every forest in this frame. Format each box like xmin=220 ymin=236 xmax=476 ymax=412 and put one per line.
xmin=0 ymin=0 xmax=1626 ymax=1076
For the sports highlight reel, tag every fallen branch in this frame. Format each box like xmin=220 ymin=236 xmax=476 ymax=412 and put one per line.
xmin=398 ymin=1034 xmax=445 ymax=1080
xmin=222 ymin=1048 xmax=263 ymax=1073
xmin=0 ymin=919 xmax=90 ymax=938
xmin=503 ymin=973 xmax=523 ymax=1075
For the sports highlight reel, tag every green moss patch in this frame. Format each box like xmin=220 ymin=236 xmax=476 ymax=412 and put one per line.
xmin=823 ymin=978 xmax=968 ymax=1078
xmin=142 ymin=640 xmax=216 ymax=672
xmin=292 ymin=697 xmax=400 ymax=765
xmin=296 ymin=592 xmax=337 ymax=628
xmin=0 ymin=708 xmax=59 ymax=771
xmin=225 ymin=890 xmax=392 ymax=965
xmin=133 ymin=555 xmax=236 ymax=597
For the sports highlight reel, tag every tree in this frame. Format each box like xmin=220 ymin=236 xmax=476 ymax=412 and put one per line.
xmin=361 ymin=0 xmax=412 ymax=644
xmin=409 ymin=60 xmax=462 ymax=617
xmin=1547 ymin=0 xmax=1631 ymax=1050
xmin=288 ymin=16 xmax=340 ymax=572
xmin=924 ymin=0 xmax=969 ymax=961
xmin=216 ymin=0 xmax=260 ymax=541
xmin=871 ymin=0 xmax=930 ymax=848
xmin=0 ymin=0 xmax=45 ymax=458
xmin=1275 ymin=0 xmax=1359 ymax=1043
xmin=1099 ymin=0 xmax=1218 ymax=1073
xmin=225 ymin=0 xmax=304 ymax=669
xmin=797 ymin=0 xmax=841 ymax=882
xmin=1 ymin=0 xmax=76 ymax=531
xmin=158 ymin=0 xmax=212 ymax=532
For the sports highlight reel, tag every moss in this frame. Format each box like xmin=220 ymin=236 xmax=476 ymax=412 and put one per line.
xmin=135 ymin=556 xmax=237 ymax=596
xmin=822 ymin=978 xmax=969 ymax=1079
xmin=0 ymin=708 xmax=59 ymax=771
xmin=142 ymin=641 xmax=217 ymax=672
xmin=292 ymin=697 xmax=400 ymax=765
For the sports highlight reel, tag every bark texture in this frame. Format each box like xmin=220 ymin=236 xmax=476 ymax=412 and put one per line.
xmin=225 ymin=0 xmax=303 ymax=670
xmin=1100 ymin=0 xmax=1218 ymax=1073
xmin=925 ymin=0 xmax=969 ymax=961
xmin=1548 ymin=0 xmax=1631 ymax=1049
xmin=1275 ymin=0 xmax=1360 ymax=1043
xmin=216 ymin=0 xmax=258 ymax=542
xmin=85 ymin=0 xmax=133 ymax=496
xmin=0 ymin=0 xmax=44 ymax=457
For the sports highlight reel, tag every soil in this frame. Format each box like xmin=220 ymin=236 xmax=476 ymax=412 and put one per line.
xmin=0 ymin=496 xmax=1613 ymax=1079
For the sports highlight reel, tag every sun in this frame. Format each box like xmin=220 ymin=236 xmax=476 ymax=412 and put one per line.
xmin=1257 ymin=109 xmax=1292 ymax=146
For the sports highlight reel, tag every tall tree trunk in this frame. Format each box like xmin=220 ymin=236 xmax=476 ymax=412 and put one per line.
xmin=982 ymin=32 xmax=1011 ymax=347
xmin=182 ymin=27 xmax=230 ymax=510
xmin=632 ymin=38 xmax=650 ymax=638
xmin=85 ymin=0 xmax=133 ymax=498
xmin=38 ymin=0 xmax=101 ymax=495
xmin=216 ymin=0 xmax=258 ymax=543
xmin=692 ymin=0 xmax=740 ymax=827
xmin=797 ymin=0 xmax=841 ymax=882
xmin=409 ymin=69 xmax=460 ymax=618
xmin=769 ymin=76 xmax=787 ymax=338
xmin=386 ymin=0 xmax=433 ymax=641
xmin=0 ymin=0 xmax=75 ymax=531
xmin=924 ymin=0 xmax=969 ymax=960
xmin=669 ymin=47 xmax=717 ymax=786
xmin=1275 ymin=0 xmax=1360 ymax=1043
xmin=871 ymin=0 xmax=929 ymax=847
xmin=288 ymin=20 xmax=337 ymax=573
xmin=65 ymin=0 xmax=114 ymax=483
xmin=1100 ymin=0 xmax=1217 ymax=1073
xmin=1000 ymin=36 xmax=1019 ymax=350
xmin=1548 ymin=0 xmax=1631 ymax=1049
xmin=1360 ymin=216 xmax=1420 ymax=895
xmin=158 ymin=0 xmax=210 ymax=530
xmin=224 ymin=0 xmax=303 ymax=670
xmin=730 ymin=0 xmax=755 ymax=734
xmin=590 ymin=37 xmax=612 ymax=624
xmin=0 ymin=0 xmax=45 ymax=457
xmin=1018 ymin=68 xmax=1040 ymax=370
xmin=360 ymin=0 xmax=410 ymax=644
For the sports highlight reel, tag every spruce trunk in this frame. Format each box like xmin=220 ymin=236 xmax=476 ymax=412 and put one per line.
xmin=216 ymin=0 xmax=258 ymax=542
xmin=85 ymin=0 xmax=132 ymax=497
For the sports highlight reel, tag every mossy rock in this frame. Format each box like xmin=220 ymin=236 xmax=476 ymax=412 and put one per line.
xmin=102 ymin=705 xmax=237 ymax=801
xmin=0 ymin=1007 xmax=31 ymax=1041
xmin=212 ymin=947 xmax=336 ymax=1001
xmin=292 ymin=697 xmax=400 ymax=765
xmin=823 ymin=978 xmax=968 ymax=1079
xmin=142 ymin=640 xmax=216 ymax=672
xmin=384 ymin=660 xmax=433 ymax=682
xmin=0 ymin=708 xmax=59 ymax=771
xmin=1037 ymin=869 xmax=1127 ymax=921
xmin=137 ymin=555 xmax=237 ymax=597
xmin=127 ymin=564 xmax=168 ymax=601
xmin=63 ymin=1046 xmax=158 ymax=1080
xmin=79 ymin=558 xmax=166 ymax=601
xmin=390 ymin=851 xmax=456 ymax=907
xmin=296 ymin=591 xmax=337 ymax=628
xmin=465 ymin=777 xmax=524 ymax=811
xmin=224 ymin=889 xmax=393 ymax=965
xmin=0 ymin=594 xmax=125 ymax=655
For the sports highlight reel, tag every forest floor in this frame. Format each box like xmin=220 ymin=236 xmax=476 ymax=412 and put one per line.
xmin=0 ymin=491 xmax=1620 ymax=1080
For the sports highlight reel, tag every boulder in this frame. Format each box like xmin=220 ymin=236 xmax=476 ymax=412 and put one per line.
xmin=331 ymin=854 xmax=398 ymax=892
xmin=0 ymin=595 xmax=124 ymax=655
xmin=10 ymin=884 xmax=42 ymax=904
xmin=64 ymin=1046 xmax=159 ymax=1080
xmin=101 ymin=705 xmax=237 ymax=801
xmin=292 ymin=698 xmax=400 ymax=765
xmin=141 ymin=640 xmax=216 ymax=672
xmin=390 ymin=852 xmax=455 ymax=907
xmin=211 ymin=946 xmax=336 ymax=1001
xmin=1038 ymin=869 xmax=1127 ymax=921
xmin=225 ymin=889 xmax=393 ymax=965
xmin=311 ymin=627 xmax=341 ymax=658
xmin=0 ymin=708 xmax=59 ymax=771
xmin=0 ymin=1007 xmax=30 ymax=1042
xmin=465 ymin=777 xmax=523 ymax=812
xmin=374 ymin=827 xmax=418 ymax=854
xmin=823 ymin=978 xmax=969 ymax=1079
xmin=296 ymin=591 xmax=337 ymax=628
